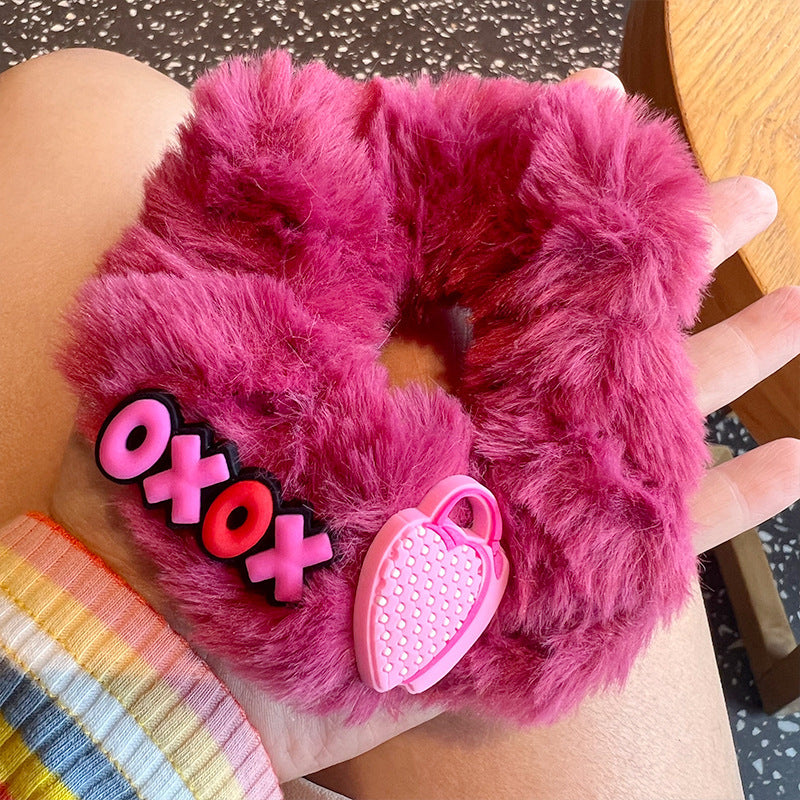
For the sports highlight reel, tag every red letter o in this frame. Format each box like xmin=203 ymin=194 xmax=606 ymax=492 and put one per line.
xmin=202 ymin=480 xmax=274 ymax=559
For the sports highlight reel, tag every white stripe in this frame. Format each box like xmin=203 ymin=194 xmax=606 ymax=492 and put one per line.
xmin=0 ymin=590 xmax=197 ymax=800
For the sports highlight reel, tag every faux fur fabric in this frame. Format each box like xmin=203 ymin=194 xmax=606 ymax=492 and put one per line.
xmin=59 ymin=51 xmax=713 ymax=725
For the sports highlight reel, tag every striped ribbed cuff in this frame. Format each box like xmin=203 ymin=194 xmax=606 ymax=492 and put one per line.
xmin=0 ymin=513 xmax=283 ymax=800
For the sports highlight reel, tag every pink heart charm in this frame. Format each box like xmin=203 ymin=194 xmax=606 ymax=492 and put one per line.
xmin=354 ymin=475 xmax=509 ymax=694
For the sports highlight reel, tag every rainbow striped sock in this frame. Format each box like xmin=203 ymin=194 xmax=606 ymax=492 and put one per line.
xmin=0 ymin=513 xmax=282 ymax=800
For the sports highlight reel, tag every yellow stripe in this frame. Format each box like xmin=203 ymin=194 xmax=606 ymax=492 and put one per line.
xmin=0 ymin=542 xmax=243 ymax=800
xmin=0 ymin=710 xmax=79 ymax=800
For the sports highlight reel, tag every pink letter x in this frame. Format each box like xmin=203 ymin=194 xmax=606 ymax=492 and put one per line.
xmin=245 ymin=514 xmax=333 ymax=602
xmin=142 ymin=434 xmax=231 ymax=525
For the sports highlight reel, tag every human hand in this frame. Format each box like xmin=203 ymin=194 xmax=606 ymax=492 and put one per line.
xmin=685 ymin=179 xmax=800 ymax=552
xmin=50 ymin=68 xmax=799 ymax=786
xmin=566 ymin=71 xmax=800 ymax=557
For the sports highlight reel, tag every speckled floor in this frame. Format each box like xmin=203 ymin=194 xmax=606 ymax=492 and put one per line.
xmin=1 ymin=2 xmax=798 ymax=798
xmin=0 ymin=0 xmax=624 ymax=85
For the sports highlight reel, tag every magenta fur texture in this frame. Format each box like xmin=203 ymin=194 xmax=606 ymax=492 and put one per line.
xmin=59 ymin=51 xmax=713 ymax=725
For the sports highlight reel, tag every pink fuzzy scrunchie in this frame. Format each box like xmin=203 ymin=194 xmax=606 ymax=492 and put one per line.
xmin=60 ymin=51 xmax=712 ymax=725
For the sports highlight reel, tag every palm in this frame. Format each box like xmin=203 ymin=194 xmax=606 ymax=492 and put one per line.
xmin=231 ymin=96 xmax=800 ymax=786
xmin=270 ymin=76 xmax=800 ymax=782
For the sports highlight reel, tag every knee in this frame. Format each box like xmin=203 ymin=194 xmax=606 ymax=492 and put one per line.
xmin=2 ymin=47 xmax=141 ymax=80
xmin=0 ymin=50 xmax=192 ymax=524
xmin=0 ymin=48 xmax=191 ymax=150
xmin=0 ymin=47 xmax=187 ymax=99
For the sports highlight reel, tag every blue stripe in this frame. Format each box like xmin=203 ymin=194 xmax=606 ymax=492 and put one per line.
xmin=0 ymin=655 xmax=138 ymax=800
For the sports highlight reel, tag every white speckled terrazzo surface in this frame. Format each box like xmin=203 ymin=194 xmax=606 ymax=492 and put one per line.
xmin=1 ymin=0 xmax=623 ymax=84
xmin=1 ymin=2 xmax=798 ymax=797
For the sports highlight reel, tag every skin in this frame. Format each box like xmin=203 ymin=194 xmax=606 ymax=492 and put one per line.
xmin=1 ymin=49 xmax=799 ymax=799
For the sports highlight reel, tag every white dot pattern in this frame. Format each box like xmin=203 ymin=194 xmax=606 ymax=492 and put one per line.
xmin=0 ymin=1 xmax=627 ymax=90
xmin=368 ymin=523 xmax=483 ymax=687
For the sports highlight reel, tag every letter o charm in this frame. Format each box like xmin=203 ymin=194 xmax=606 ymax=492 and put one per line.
xmin=202 ymin=479 xmax=274 ymax=559
xmin=97 ymin=396 xmax=174 ymax=481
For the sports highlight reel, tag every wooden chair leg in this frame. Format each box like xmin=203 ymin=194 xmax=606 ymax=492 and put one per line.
xmin=710 ymin=444 xmax=800 ymax=714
